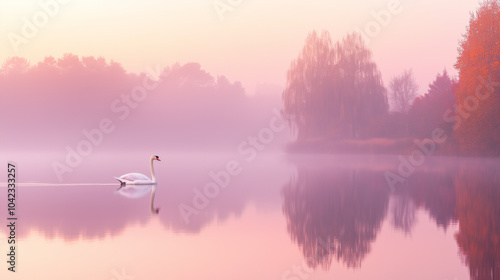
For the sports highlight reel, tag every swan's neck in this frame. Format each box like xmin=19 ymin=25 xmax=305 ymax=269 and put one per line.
xmin=150 ymin=158 xmax=156 ymax=183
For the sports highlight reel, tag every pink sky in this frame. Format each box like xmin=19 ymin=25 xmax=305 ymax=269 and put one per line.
xmin=0 ymin=0 xmax=479 ymax=95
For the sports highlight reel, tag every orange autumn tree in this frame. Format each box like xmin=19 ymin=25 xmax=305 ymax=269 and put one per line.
xmin=455 ymin=0 xmax=500 ymax=156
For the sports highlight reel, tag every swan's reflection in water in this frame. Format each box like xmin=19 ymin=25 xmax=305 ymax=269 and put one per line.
xmin=150 ymin=185 xmax=159 ymax=214
xmin=116 ymin=184 xmax=160 ymax=215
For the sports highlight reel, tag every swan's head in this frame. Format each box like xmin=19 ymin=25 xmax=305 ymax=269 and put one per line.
xmin=152 ymin=155 xmax=161 ymax=161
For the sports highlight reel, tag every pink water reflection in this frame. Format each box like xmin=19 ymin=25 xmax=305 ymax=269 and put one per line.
xmin=0 ymin=153 xmax=497 ymax=279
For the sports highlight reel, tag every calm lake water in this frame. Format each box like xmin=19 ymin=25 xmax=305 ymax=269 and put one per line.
xmin=1 ymin=152 xmax=499 ymax=280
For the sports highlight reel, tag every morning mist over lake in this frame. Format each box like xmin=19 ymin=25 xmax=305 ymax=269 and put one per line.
xmin=1 ymin=1 xmax=499 ymax=279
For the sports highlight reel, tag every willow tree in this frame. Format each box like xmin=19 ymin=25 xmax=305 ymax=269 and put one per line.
xmin=281 ymin=31 xmax=337 ymax=140
xmin=282 ymin=31 xmax=388 ymax=140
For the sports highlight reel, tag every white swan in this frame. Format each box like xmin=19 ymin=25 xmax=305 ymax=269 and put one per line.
xmin=115 ymin=155 xmax=160 ymax=186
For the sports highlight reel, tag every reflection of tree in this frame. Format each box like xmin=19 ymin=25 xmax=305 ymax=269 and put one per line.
xmin=414 ymin=172 xmax=457 ymax=230
xmin=455 ymin=161 xmax=500 ymax=280
xmin=392 ymin=167 xmax=457 ymax=233
xmin=282 ymin=167 xmax=389 ymax=269
xmin=390 ymin=193 xmax=416 ymax=235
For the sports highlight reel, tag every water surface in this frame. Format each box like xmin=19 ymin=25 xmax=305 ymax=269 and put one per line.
xmin=1 ymin=152 xmax=498 ymax=280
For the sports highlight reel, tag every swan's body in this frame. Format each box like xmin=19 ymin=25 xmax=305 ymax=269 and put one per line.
xmin=115 ymin=155 xmax=160 ymax=186
xmin=115 ymin=173 xmax=154 ymax=185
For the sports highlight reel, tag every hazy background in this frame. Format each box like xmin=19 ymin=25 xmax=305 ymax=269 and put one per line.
xmin=0 ymin=57 xmax=289 ymax=152
xmin=0 ymin=0 xmax=479 ymax=94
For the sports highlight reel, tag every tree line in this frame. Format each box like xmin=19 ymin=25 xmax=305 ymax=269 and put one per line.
xmin=282 ymin=0 xmax=500 ymax=156
xmin=0 ymin=54 xmax=285 ymax=152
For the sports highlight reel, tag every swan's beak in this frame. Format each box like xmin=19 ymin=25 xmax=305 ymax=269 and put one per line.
xmin=157 ymin=158 xmax=161 ymax=161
